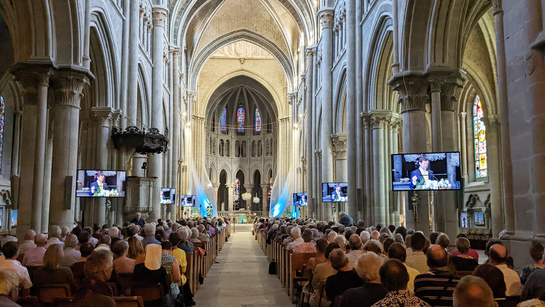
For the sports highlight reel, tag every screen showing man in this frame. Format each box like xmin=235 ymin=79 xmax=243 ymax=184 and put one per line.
xmin=322 ymin=183 xmax=348 ymax=202
xmin=181 ymin=195 xmax=195 ymax=207
xmin=410 ymin=156 xmax=435 ymax=189
xmin=76 ymin=170 xmax=126 ymax=197
xmin=391 ymin=152 xmax=461 ymax=191
xmin=293 ymin=193 xmax=308 ymax=206
xmin=89 ymin=172 xmax=108 ymax=196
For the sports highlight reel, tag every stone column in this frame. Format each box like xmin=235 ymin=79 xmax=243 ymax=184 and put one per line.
xmin=459 ymin=112 xmax=468 ymax=182
xmin=213 ymin=182 xmax=220 ymax=213
xmin=147 ymin=6 xmax=168 ymax=222
xmin=126 ymin=0 xmax=140 ymax=126
xmin=261 ymin=184 xmax=270 ymax=216
xmin=370 ymin=113 xmax=388 ymax=225
xmin=49 ymin=68 xmax=91 ymax=228
xmin=361 ymin=115 xmax=372 ymax=225
xmin=429 ymin=80 xmax=443 ymax=152
xmin=92 ymin=107 xmax=113 ymax=225
xmin=390 ymin=117 xmax=402 ymax=225
xmin=305 ymin=48 xmax=316 ymax=218
xmin=42 ymin=124 xmax=54 ymax=233
xmin=439 ymin=78 xmax=463 ymax=239
xmin=244 ymin=183 xmax=253 ymax=210
xmin=484 ymin=116 xmax=504 ymax=237
xmin=492 ymin=2 xmax=515 ymax=235
xmin=318 ymin=8 xmax=334 ymax=186
xmin=226 ymin=183 xmax=235 ymax=213
xmin=331 ymin=134 xmax=347 ymax=182
xmin=390 ymin=76 xmax=430 ymax=234
xmin=171 ymin=49 xmax=181 ymax=218
xmin=346 ymin=0 xmax=357 ymax=220
xmin=12 ymin=64 xmax=54 ymax=234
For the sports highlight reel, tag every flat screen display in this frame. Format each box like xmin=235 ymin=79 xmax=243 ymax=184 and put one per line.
xmin=160 ymin=188 xmax=176 ymax=204
xmin=76 ymin=170 xmax=126 ymax=197
xmin=391 ymin=152 xmax=461 ymax=191
xmin=180 ymin=195 xmax=196 ymax=207
xmin=293 ymin=193 xmax=308 ymax=206
xmin=474 ymin=211 xmax=485 ymax=226
xmin=322 ymin=183 xmax=348 ymax=202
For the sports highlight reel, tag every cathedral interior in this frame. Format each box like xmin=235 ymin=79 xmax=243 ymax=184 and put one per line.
xmin=0 ymin=0 xmax=544 ymax=268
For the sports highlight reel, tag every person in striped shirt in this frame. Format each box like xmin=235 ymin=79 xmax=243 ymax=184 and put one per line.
xmin=414 ymin=245 xmax=460 ymax=307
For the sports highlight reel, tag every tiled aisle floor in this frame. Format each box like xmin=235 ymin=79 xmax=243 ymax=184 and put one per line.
xmin=194 ymin=224 xmax=293 ymax=307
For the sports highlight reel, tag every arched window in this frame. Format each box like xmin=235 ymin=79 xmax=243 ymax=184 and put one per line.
xmin=473 ymin=95 xmax=487 ymax=178
xmin=237 ymin=107 xmax=245 ymax=132
xmin=0 ymin=96 xmax=4 ymax=174
xmin=220 ymin=108 xmax=227 ymax=132
xmin=225 ymin=140 xmax=230 ymax=157
xmin=255 ymin=108 xmax=261 ymax=132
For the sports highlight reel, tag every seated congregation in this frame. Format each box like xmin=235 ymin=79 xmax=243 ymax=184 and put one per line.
xmin=0 ymin=216 xmax=230 ymax=307
xmin=256 ymin=214 xmax=545 ymax=307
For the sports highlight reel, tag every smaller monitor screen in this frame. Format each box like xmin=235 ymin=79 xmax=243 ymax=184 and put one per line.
xmin=460 ymin=212 xmax=468 ymax=228
xmin=322 ymin=183 xmax=348 ymax=202
xmin=474 ymin=211 xmax=485 ymax=226
xmin=391 ymin=152 xmax=461 ymax=191
xmin=76 ymin=170 xmax=126 ymax=197
xmin=293 ymin=193 xmax=308 ymax=206
xmin=180 ymin=195 xmax=196 ymax=207
xmin=160 ymin=188 xmax=176 ymax=204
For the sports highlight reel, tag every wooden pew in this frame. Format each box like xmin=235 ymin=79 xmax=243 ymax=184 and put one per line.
xmin=289 ymin=252 xmax=316 ymax=303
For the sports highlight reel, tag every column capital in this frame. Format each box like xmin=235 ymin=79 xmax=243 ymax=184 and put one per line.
xmin=331 ymin=133 xmax=347 ymax=160
xmin=111 ymin=109 xmax=123 ymax=127
xmin=243 ymin=183 xmax=254 ymax=189
xmin=368 ymin=110 xmax=392 ymax=129
xmin=226 ymin=183 xmax=235 ymax=189
xmin=50 ymin=67 xmax=92 ymax=109
xmin=91 ymin=106 xmax=113 ymax=126
xmin=318 ymin=8 xmax=335 ymax=29
xmin=11 ymin=63 xmax=56 ymax=106
xmin=305 ymin=47 xmax=317 ymax=57
xmin=460 ymin=111 xmax=467 ymax=119
xmin=152 ymin=7 xmax=169 ymax=27
xmin=389 ymin=74 xmax=428 ymax=113
xmin=260 ymin=183 xmax=270 ymax=189
xmin=212 ymin=182 xmax=220 ymax=189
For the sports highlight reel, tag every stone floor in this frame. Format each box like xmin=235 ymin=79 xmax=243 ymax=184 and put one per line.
xmin=194 ymin=224 xmax=294 ymax=307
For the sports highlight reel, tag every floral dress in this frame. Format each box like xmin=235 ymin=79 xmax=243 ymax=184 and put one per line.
xmin=161 ymin=253 xmax=180 ymax=296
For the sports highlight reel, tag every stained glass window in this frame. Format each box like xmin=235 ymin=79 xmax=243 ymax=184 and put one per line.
xmin=0 ymin=96 xmax=4 ymax=175
xmin=220 ymin=108 xmax=227 ymax=132
xmin=255 ymin=108 xmax=261 ymax=132
xmin=473 ymin=96 xmax=487 ymax=178
xmin=237 ymin=107 xmax=245 ymax=132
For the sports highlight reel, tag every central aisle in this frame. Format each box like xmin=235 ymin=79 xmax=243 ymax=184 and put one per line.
xmin=194 ymin=224 xmax=293 ymax=306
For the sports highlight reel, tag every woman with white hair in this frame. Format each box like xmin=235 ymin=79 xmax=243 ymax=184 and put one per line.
xmin=334 ymin=235 xmax=347 ymax=252
xmin=189 ymin=228 xmax=201 ymax=244
xmin=338 ymin=252 xmax=388 ymax=307
xmin=327 ymin=231 xmax=338 ymax=243
xmin=178 ymin=227 xmax=194 ymax=255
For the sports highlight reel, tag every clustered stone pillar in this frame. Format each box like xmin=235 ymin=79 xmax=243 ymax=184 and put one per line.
xmin=390 ymin=76 xmax=430 ymax=234
xmin=49 ymin=68 xmax=91 ymax=228
xmin=345 ymin=0 xmax=357 ymax=219
xmin=370 ymin=113 xmax=388 ymax=225
xmin=319 ymin=8 xmax=334 ymax=221
xmin=171 ymin=49 xmax=181 ymax=218
xmin=492 ymin=1 xmax=515 ymax=235
xmin=147 ymin=6 xmax=168 ymax=222
xmin=305 ymin=48 xmax=316 ymax=218
xmin=261 ymin=184 xmax=269 ymax=216
xmin=12 ymin=64 xmax=54 ymax=236
xmin=226 ymin=183 xmax=235 ymax=214
xmin=92 ymin=106 xmax=113 ymax=225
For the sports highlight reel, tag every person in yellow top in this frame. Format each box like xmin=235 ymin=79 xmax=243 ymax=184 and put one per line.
xmin=169 ymin=232 xmax=195 ymax=306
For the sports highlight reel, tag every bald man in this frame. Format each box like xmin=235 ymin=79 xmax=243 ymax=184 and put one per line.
xmin=489 ymin=244 xmax=521 ymax=296
xmin=453 ymin=275 xmax=497 ymax=307
xmin=414 ymin=245 xmax=460 ymax=306
xmin=22 ymin=234 xmax=47 ymax=267
xmin=19 ymin=229 xmax=37 ymax=255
